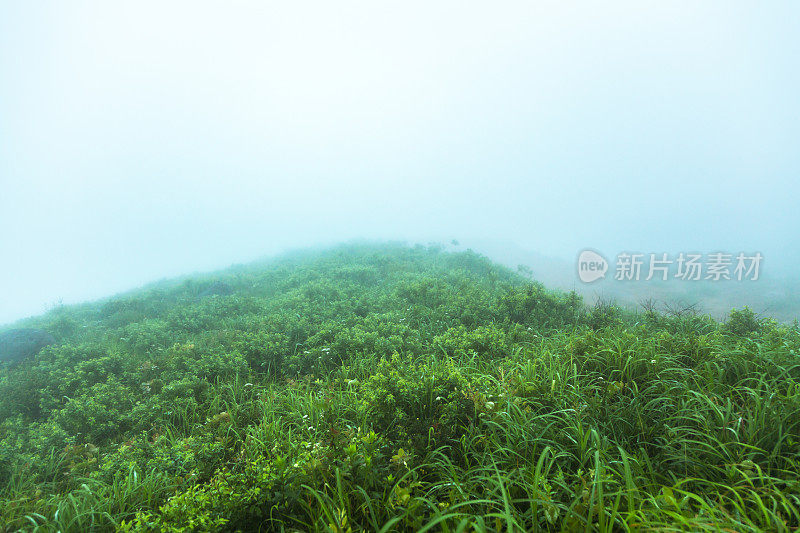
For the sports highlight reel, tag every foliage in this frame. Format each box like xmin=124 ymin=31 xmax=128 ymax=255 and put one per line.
xmin=0 ymin=242 xmax=798 ymax=532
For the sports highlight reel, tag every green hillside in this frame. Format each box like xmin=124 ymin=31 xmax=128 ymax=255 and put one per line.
xmin=1 ymin=243 xmax=799 ymax=532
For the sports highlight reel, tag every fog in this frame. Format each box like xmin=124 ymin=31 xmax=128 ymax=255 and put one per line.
xmin=1 ymin=1 xmax=798 ymax=325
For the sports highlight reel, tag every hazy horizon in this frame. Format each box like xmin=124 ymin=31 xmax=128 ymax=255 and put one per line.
xmin=2 ymin=2 xmax=799 ymax=324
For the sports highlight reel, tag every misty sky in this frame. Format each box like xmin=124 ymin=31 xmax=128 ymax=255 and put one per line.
xmin=1 ymin=2 xmax=799 ymax=324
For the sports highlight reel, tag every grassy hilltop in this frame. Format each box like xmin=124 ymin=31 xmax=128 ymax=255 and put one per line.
xmin=1 ymin=242 xmax=799 ymax=532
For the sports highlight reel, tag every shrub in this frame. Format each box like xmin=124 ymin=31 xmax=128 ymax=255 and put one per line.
xmin=722 ymin=306 xmax=763 ymax=337
xmin=362 ymin=354 xmax=475 ymax=451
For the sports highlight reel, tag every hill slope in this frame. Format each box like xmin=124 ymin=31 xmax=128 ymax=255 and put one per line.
xmin=1 ymin=242 xmax=799 ymax=532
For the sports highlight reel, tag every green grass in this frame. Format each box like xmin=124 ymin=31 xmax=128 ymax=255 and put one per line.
xmin=1 ymin=242 xmax=798 ymax=532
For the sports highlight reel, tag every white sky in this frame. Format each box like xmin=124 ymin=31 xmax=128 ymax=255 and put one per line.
xmin=1 ymin=1 xmax=798 ymax=323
